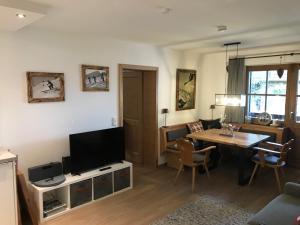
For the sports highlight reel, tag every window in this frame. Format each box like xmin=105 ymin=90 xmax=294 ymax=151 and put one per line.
xmin=247 ymin=68 xmax=287 ymax=120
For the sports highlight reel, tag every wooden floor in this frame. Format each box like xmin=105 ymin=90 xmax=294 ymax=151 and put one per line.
xmin=44 ymin=162 xmax=300 ymax=225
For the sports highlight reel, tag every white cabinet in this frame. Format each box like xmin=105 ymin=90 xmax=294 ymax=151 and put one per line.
xmin=0 ymin=152 xmax=17 ymax=225
xmin=29 ymin=161 xmax=132 ymax=223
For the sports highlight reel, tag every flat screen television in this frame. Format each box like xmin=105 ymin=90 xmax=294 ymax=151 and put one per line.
xmin=69 ymin=127 xmax=125 ymax=174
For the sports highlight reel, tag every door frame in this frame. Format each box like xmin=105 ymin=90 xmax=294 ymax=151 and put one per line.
xmin=118 ymin=64 xmax=159 ymax=167
xmin=286 ymin=64 xmax=300 ymax=127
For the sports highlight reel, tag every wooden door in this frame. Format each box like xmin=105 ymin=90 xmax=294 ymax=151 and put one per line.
xmin=285 ymin=64 xmax=300 ymax=167
xmin=123 ymin=70 xmax=143 ymax=164
xmin=142 ymin=71 xmax=157 ymax=167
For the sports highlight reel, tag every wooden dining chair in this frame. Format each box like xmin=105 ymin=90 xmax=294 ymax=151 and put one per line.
xmin=174 ymin=138 xmax=216 ymax=192
xmin=248 ymin=139 xmax=294 ymax=192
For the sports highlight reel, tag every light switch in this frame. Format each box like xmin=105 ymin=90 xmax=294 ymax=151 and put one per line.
xmin=111 ymin=118 xmax=117 ymax=127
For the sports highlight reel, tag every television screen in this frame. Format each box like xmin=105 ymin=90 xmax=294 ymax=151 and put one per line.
xmin=69 ymin=127 xmax=125 ymax=174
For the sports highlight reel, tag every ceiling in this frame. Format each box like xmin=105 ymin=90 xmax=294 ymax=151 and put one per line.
xmin=2 ymin=0 xmax=300 ymax=52
xmin=0 ymin=0 xmax=46 ymax=31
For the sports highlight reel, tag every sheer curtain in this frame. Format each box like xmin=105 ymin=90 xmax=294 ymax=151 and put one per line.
xmin=225 ymin=58 xmax=246 ymax=123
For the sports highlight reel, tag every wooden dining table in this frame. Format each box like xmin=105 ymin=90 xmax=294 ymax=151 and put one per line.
xmin=187 ymin=129 xmax=270 ymax=185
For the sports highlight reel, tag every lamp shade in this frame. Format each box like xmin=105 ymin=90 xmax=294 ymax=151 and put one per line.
xmin=161 ymin=108 xmax=169 ymax=114
xmin=277 ymin=68 xmax=284 ymax=78
xmin=215 ymin=94 xmax=246 ymax=107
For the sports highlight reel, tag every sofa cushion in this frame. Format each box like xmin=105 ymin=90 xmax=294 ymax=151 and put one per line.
xmin=199 ymin=119 xmax=221 ymax=130
xmin=285 ymin=182 xmax=300 ymax=198
xmin=166 ymin=128 xmax=189 ymax=142
xmin=187 ymin=121 xmax=204 ymax=133
xmin=248 ymin=194 xmax=300 ymax=225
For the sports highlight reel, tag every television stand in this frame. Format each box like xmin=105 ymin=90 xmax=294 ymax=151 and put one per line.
xmin=29 ymin=161 xmax=132 ymax=223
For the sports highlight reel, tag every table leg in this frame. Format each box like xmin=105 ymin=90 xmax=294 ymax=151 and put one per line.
xmin=210 ymin=144 xmax=221 ymax=169
xmin=238 ymin=148 xmax=251 ymax=185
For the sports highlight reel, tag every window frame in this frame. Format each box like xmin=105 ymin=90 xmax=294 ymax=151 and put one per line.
xmin=288 ymin=64 xmax=300 ymax=126
xmin=246 ymin=64 xmax=290 ymax=120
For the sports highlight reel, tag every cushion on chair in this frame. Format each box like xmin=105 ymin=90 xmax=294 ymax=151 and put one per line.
xmin=187 ymin=121 xmax=204 ymax=133
xmin=193 ymin=153 xmax=205 ymax=162
xmin=192 ymin=140 xmax=204 ymax=150
xmin=167 ymin=143 xmax=178 ymax=151
xmin=167 ymin=141 xmax=204 ymax=151
xmin=252 ymin=154 xmax=280 ymax=165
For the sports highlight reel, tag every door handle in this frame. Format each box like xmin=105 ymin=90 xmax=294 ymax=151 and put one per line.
xmin=290 ymin=111 xmax=295 ymax=120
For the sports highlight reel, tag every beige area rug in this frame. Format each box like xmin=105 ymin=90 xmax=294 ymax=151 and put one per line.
xmin=151 ymin=195 xmax=254 ymax=225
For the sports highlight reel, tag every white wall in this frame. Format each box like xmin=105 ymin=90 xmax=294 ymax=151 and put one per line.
xmin=5 ymin=27 xmax=298 ymax=174
xmin=0 ymin=28 xmax=200 ymax=174
xmin=185 ymin=44 xmax=300 ymax=120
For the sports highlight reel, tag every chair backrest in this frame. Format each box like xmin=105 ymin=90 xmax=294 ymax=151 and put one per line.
xmin=280 ymin=139 xmax=294 ymax=162
xmin=176 ymin=139 xmax=195 ymax=166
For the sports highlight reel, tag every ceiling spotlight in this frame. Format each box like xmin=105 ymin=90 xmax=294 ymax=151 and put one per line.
xmin=217 ymin=25 xmax=227 ymax=32
xmin=157 ymin=7 xmax=172 ymax=14
xmin=16 ymin=13 xmax=26 ymax=19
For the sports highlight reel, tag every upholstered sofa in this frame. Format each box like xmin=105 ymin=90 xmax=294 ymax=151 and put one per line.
xmin=248 ymin=182 xmax=300 ymax=225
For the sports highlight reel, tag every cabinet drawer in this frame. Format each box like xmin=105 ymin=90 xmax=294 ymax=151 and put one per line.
xmin=114 ymin=167 xmax=130 ymax=192
xmin=93 ymin=173 xmax=113 ymax=200
xmin=70 ymin=179 xmax=92 ymax=208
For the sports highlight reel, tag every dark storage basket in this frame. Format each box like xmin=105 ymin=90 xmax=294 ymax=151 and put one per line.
xmin=114 ymin=167 xmax=130 ymax=192
xmin=70 ymin=179 xmax=92 ymax=208
xmin=93 ymin=173 xmax=113 ymax=200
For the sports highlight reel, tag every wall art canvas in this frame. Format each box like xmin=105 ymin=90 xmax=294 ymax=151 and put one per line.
xmin=27 ymin=72 xmax=65 ymax=103
xmin=81 ymin=65 xmax=109 ymax=91
xmin=176 ymin=69 xmax=196 ymax=111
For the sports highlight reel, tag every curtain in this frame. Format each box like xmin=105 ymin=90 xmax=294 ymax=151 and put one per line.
xmin=225 ymin=58 xmax=246 ymax=123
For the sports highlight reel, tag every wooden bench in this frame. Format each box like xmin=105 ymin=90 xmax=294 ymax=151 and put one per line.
xmin=160 ymin=122 xmax=195 ymax=169
xmin=240 ymin=124 xmax=288 ymax=144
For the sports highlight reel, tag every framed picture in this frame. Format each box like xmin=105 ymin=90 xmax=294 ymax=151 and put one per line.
xmin=27 ymin=72 xmax=65 ymax=103
xmin=81 ymin=65 xmax=109 ymax=91
xmin=176 ymin=69 xmax=196 ymax=111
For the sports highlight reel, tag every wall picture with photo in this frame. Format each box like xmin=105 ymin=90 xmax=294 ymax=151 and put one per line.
xmin=81 ymin=65 xmax=109 ymax=91
xmin=27 ymin=72 xmax=65 ymax=103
